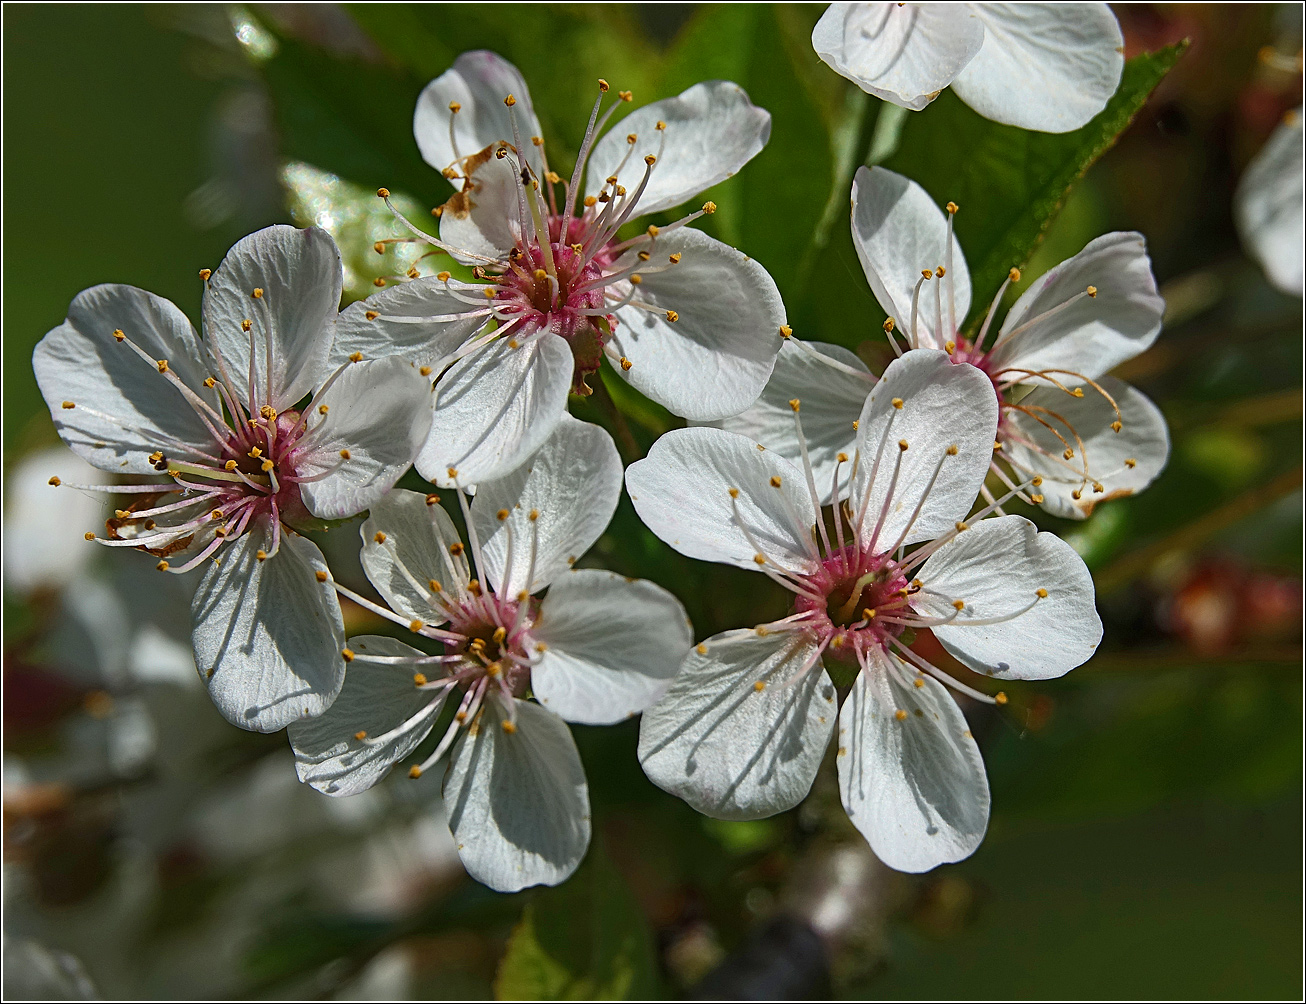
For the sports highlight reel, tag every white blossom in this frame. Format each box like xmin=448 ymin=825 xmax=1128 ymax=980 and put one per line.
xmin=289 ymin=417 xmax=692 ymax=891
xmin=719 ymin=165 xmax=1169 ymax=519
xmin=1235 ymin=107 xmax=1304 ymax=298
xmin=628 ymin=350 xmax=1102 ymax=872
xmin=32 ymin=225 xmax=434 ymax=732
xmin=813 ymin=2 xmax=1125 ymax=133
xmin=333 ymin=50 xmax=787 ymax=487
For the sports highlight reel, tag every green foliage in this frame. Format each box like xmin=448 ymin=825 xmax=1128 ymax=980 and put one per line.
xmin=494 ymin=849 xmax=658 ymax=1000
xmin=883 ymin=43 xmax=1189 ymax=329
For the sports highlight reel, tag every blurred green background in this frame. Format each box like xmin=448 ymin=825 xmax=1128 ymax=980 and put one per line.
xmin=3 ymin=4 xmax=1301 ymax=999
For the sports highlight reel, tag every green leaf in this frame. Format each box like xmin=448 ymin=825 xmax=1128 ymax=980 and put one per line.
xmin=493 ymin=849 xmax=658 ymax=1000
xmin=884 ymin=42 xmax=1188 ymax=330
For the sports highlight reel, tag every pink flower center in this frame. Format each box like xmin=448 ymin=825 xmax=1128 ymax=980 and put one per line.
xmin=793 ymin=545 xmax=911 ymax=662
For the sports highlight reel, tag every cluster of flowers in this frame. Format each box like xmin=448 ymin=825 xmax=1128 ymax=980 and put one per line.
xmin=34 ymin=5 xmax=1184 ymax=892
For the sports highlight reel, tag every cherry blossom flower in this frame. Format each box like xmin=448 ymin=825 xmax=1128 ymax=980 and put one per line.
xmin=719 ymin=166 xmax=1169 ymax=519
xmin=32 ymin=225 xmax=434 ymax=733
xmin=333 ymin=50 xmax=787 ymax=487
xmin=288 ymin=416 xmax=692 ymax=891
xmin=813 ymin=2 xmax=1124 ymax=133
xmin=1235 ymin=107 xmax=1303 ymax=298
xmin=627 ymin=350 xmax=1101 ymax=872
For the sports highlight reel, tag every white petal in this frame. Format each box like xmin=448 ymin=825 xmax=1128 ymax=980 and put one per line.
xmin=988 ymin=231 xmax=1164 ymax=381
xmin=812 ymin=2 xmax=985 ymax=110
xmin=191 ymin=519 xmax=346 ymax=733
xmin=413 ymin=51 xmax=544 ymax=179
xmin=586 ymin=81 xmax=771 ymax=216
xmin=712 ymin=339 xmax=873 ymax=505
xmin=361 ymin=489 xmax=467 ymax=623
xmin=201 ymin=225 xmax=342 ymax=410
xmin=851 ymin=166 xmax=970 ymax=348
xmin=839 ymin=653 xmax=989 ymax=872
xmin=625 ymin=426 xmax=818 ymax=575
xmin=416 ymin=332 xmax=573 ymax=488
xmin=288 ymin=635 xmax=446 ymax=796
xmin=443 ymin=696 xmax=589 ymax=892
xmin=472 ymin=415 xmax=621 ymax=594
xmin=439 ymin=152 xmax=525 ymax=264
xmin=296 ymin=357 xmax=433 ymax=520
xmin=852 ymin=350 xmax=997 ymax=547
xmin=3 ymin=447 xmax=107 ymax=594
xmin=918 ymin=514 xmax=1102 ymax=680
xmin=33 ymin=284 xmax=222 ymax=475
xmin=1235 ymin=108 xmax=1304 ymax=298
xmin=608 ymin=228 xmax=786 ymax=422
xmin=330 ymin=277 xmax=492 ymax=369
xmin=531 ymin=569 xmax=693 ymax=725
xmin=638 ymin=629 xmax=835 ymax=819
xmin=952 ymin=3 xmax=1124 ymax=133
xmin=1001 ymin=377 xmax=1169 ymax=519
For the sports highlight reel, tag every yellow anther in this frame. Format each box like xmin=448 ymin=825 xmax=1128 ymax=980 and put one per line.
xmin=114 ymin=508 xmax=129 ymax=519
xmin=946 ymin=201 xmax=958 ymax=214
xmin=728 ymin=487 xmax=740 ymax=498
xmin=863 ymin=608 xmax=876 ymax=620
xmin=354 ymin=730 xmax=368 ymax=741
xmin=48 ymin=475 xmax=63 ymax=486
xmin=619 ymin=90 xmax=632 ymax=101
xmin=1111 ymin=421 xmax=1123 ymax=433
xmin=753 ymin=681 xmax=766 ymax=692
xmin=503 ymin=94 xmax=516 ymax=107
xmin=447 ymin=467 xmax=459 ymax=479
xmin=248 ymin=447 xmax=262 ymax=459
xmin=448 ymin=100 xmax=461 ymax=113
xmin=315 ymin=570 xmax=329 ymax=583
xmin=583 ymin=195 xmax=597 ymax=207
xmin=496 ymin=508 xmax=509 ymax=521
xmin=419 ymin=365 xmax=433 ymax=376
xmin=1072 ymin=489 xmax=1083 ymax=500
xmin=372 ymin=241 xmax=386 ymax=255
xmin=408 ymin=619 xmax=424 ymax=633
xmin=598 ymin=78 xmax=609 ymax=92
xmin=412 ymin=672 xmax=427 ymax=686
xmin=112 ymin=328 xmax=125 ymax=341
xmin=1036 ymin=588 xmax=1048 ymax=599
xmin=895 ymin=709 xmax=908 ymax=721
xmin=372 ymin=532 xmax=388 ymax=545
xmin=946 ymin=444 xmax=959 ymax=456
xmin=156 ymin=359 xmax=169 ymax=373
xmin=408 ymin=765 xmax=422 ymax=778
xmin=374 ymin=278 xmax=386 ymax=287
xmin=1071 ymin=387 xmax=1085 ymax=398
xmin=1086 ymin=285 xmax=1097 ymax=297
xmin=428 ymin=578 xmax=442 ymax=591
xmin=60 ymin=400 xmax=76 ymax=410
xmin=779 ymin=324 xmax=793 ymax=339
xmin=437 ymin=270 xmax=452 ymax=282
xmin=755 ymin=626 xmax=769 ymax=637
xmin=1008 ymin=267 xmax=1021 ymax=283
xmin=84 ymin=532 xmax=95 ymax=540
xmin=255 ymin=550 xmax=268 ymax=561
xmin=883 ymin=316 xmax=896 ymax=333
xmin=493 ymin=626 xmax=507 ymax=646
xmin=852 ymin=420 xmax=859 ymax=431
xmin=500 ymin=719 xmax=517 ymax=734
xmin=955 ymin=521 xmax=969 ymax=532
xmin=156 ymin=560 xmax=169 ymax=571
xmin=619 ymin=356 xmax=633 ymax=370
xmin=339 ymin=449 xmax=351 ymax=460
xmin=898 ymin=439 xmax=909 ymax=451
xmin=995 ymin=691 xmax=1008 ymax=705
xmin=377 ymin=187 xmax=390 ymax=198
xmin=891 ymin=397 xmax=904 ymax=409
xmin=753 ymin=554 xmax=767 ymax=565
xmin=224 ymin=460 xmax=238 ymax=471
xmin=1032 ymin=475 xmax=1043 ymax=486
xmin=442 ymin=166 xmax=459 ymax=179
xmin=837 ymin=452 xmax=849 ymax=463
xmin=944 ymin=340 xmax=956 ymax=353
xmin=953 ymin=599 xmax=965 ymax=610
xmin=993 ymin=441 xmax=1003 ymax=451
xmin=936 ymin=266 xmax=946 ymax=277
xmin=449 ymin=542 xmax=465 ymax=556
xmin=922 ymin=268 xmax=933 ymax=279
xmin=669 ymin=252 xmax=682 ymax=264
xmin=1092 ymin=482 xmax=1105 ymax=493
xmin=789 ymin=398 xmax=800 ymax=412
xmin=1125 ymin=457 xmax=1137 ymax=468
xmin=507 ymin=339 xmax=519 ymax=349
xmin=647 ymin=224 xmax=659 ymax=237
xmin=665 ymin=310 xmax=679 ymax=322
xmin=769 ymin=475 xmax=782 ymax=487
xmin=203 ymin=377 xmax=216 ymax=388
xmin=644 ymin=154 xmax=657 ymax=166
xmin=525 ymin=509 xmax=539 ymax=523
xmin=1030 ymin=493 xmax=1045 ymax=503
xmin=695 ymin=643 xmax=708 ymax=656
xmin=1063 ymin=448 xmax=1075 ymax=460
xmin=199 ymin=268 xmax=212 ymax=281
xmin=630 ymin=275 xmax=642 ymax=285
xmin=346 ymin=350 xmax=364 ymax=363
xmin=534 ymin=268 xmax=547 ymax=280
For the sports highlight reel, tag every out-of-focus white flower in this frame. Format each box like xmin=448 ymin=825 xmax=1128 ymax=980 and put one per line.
xmin=3 ymin=447 xmax=107 ymax=595
xmin=336 ymin=49 xmax=786 ymax=487
xmin=1235 ymin=107 xmax=1304 ymax=297
xmin=628 ymin=350 xmax=1102 ymax=872
xmin=33 ymin=225 xmax=434 ymax=733
xmin=290 ymin=417 xmax=693 ymax=891
xmin=813 ymin=2 xmax=1125 ymax=133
